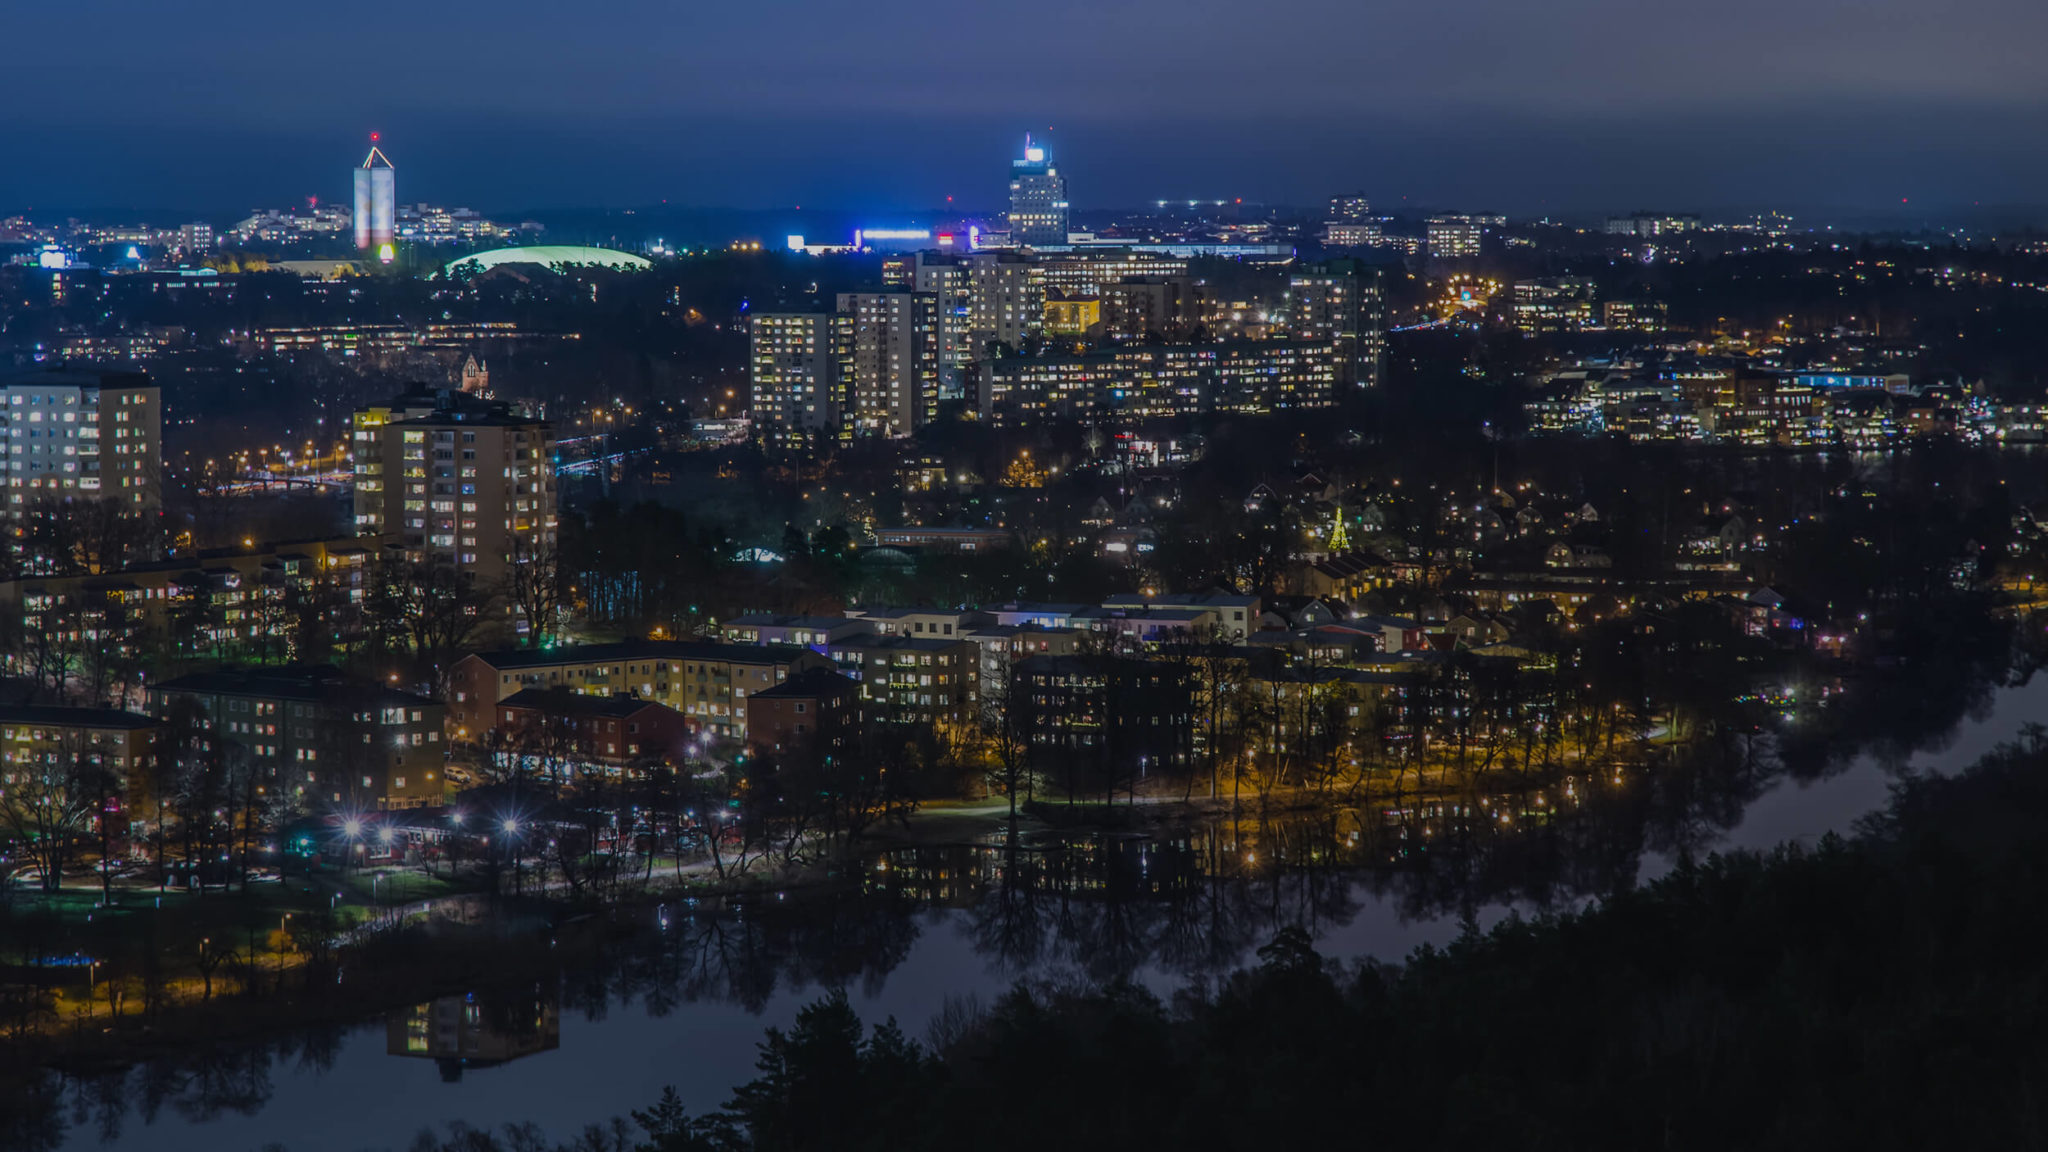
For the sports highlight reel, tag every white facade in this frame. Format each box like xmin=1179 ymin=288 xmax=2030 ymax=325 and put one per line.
xmin=1 ymin=373 xmax=161 ymax=517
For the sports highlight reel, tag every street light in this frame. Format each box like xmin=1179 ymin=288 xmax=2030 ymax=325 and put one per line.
xmin=277 ymin=914 xmax=292 ymax=988
xmin=504 ymin=818 xmax=523 ymax=895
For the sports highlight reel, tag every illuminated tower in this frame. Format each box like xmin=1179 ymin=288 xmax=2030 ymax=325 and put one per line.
xmin=353 ymin=135 xmax=396 ymax=254
xmin=1007 ymin=134 xmax=1068 ymax=247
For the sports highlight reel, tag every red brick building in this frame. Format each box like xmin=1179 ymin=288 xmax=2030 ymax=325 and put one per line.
xmin=744 ymin=669 xmax=861 ymax=763
xmin=494 ymin=689 xmax=693 ymax=773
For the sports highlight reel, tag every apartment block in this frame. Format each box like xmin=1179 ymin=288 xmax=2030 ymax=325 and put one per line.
xmin=448 ymin=641 xmax=832 ymax=743
xmin=1 ymin=366 xmax=161 ymax=517
xmin=352 ymin=386 xmax=555 ymax=589
xmin=150 ymin=666 xmax=447 ymax=811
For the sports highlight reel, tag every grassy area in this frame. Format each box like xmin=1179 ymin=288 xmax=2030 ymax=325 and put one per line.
xmin=1 ymin=881 xmax=308 ymax=926
xmin=0 ymin=877 xmax=369 ymax=969
xmin=336 ymin=868 xmax=474 ymax=904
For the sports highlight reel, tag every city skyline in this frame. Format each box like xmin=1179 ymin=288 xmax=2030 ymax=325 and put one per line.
xmin=2 ymin=0 xmax=2046 ymax=217
xmin=6 ymin=112 xmax=2047 ymax=232
xmin=8 ymin=4 xmax=2048 ymax=1147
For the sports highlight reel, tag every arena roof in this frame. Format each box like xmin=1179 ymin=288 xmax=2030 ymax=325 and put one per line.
xmin=444 ymin=245 xmax=651 ymax=274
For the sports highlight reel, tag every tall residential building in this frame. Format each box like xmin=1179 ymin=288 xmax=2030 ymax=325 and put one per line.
xmin=1290 ymin=260 xmax=1385 ymax=388
xmin=1 ymin=366 xmax=161 ymax=518
xmin=1426 ymin=215 xmax=1484 ymax=259
xmin=351 ymin=386 xmax=554 ymax=588
xmin=1006 ymin=135 xmax=1069 ymax=247
xmin=1099 ymin=277 xmax=1204 ymax=342
xmin=1327 ymin=193 xmax=1373 ymax=223
xmin=967 ymin=251 xmax=1045 ymax=355
xmin=912 ymin=252 xmax=974 ymax=398
xmin=353 ymin=137 xmax=396 ymax=253
xmin=176 ymin=222 xmax=214 ymax=253
xmin=750 ymin=313 xmax=837 ymax=443
xmin=834 ymin=292 xmax=940 ymax=438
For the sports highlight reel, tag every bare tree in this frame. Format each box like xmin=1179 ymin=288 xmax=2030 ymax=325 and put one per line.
xmin=504 ymin=539 xmax=567 ymax=646
xmin=371 ymin=556 xmax=486 ymax=689
xmin=0 ymin=731 xmax=100 ymax=892
xmin=982 ymin=655 xmax=1034 ymax=819
xmin=16 ymin=496 xmax=157 ymax=575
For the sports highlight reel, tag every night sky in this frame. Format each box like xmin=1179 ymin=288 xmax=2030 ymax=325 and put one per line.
xmin=3 ymin=0 xmax=2044 ymax=218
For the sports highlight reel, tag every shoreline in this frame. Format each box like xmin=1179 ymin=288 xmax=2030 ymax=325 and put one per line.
xmin=0 ymin=759 xmax=1613 ymax=1095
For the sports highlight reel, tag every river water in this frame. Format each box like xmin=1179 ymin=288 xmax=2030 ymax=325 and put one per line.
xmin=45 ymin=673 xmax=2048 ymax=1152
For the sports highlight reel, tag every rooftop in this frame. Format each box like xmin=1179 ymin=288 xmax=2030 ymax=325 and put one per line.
xmin=749 ymin=669 xmax=860 ymax=700
xmin=828 ymin=635 xmax=973 ymax=652
xmin=468 ymin=640 xmax=816 ymax=670
xmin=0 ymin=364 xmax=155 ymax=392
xmin=499 ymin=688 xmax=677 ymax=719
xmin=0 ymin=704 xmax=161 ymax=730
xmin=153 ymin=666 xmax=435 ymax=706
xmin=445 ymin=246 xmax=650 ymax=275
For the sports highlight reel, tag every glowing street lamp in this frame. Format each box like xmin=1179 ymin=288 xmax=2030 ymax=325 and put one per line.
xmin=503 ymin=817 xmax=525 ymax=895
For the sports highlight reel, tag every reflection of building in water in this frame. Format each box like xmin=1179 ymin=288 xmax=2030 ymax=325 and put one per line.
xmin=387 ymin=989 xmax=560 ymax=1081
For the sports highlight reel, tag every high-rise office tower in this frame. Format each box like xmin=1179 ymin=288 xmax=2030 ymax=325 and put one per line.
xmin=351 ymin=387 xmax=554 ymax=590
xmin=0 ymin=366 xmax=161 ymax=518
xmin=749 ymin=313 xmax=838 ymax=443
xmin=1007 ymin=135 xmax=1068 ymax=247
xmin=834 ymin=292 xmax=940 ymax=438
xmin=353 ymin=135 xmax=396 ymax=253
xmin=1290 ymin=260 xmax=1386 ymax=388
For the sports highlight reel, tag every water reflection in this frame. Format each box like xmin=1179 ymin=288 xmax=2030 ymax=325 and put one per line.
xmin=387 ymin=990 xmax=560 ymax=1082
xmin=27 ymin=639 xmax=2048 ymax=1151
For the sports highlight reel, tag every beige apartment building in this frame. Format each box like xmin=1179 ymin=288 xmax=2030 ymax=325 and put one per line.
xmin=447 ymin=641 xmax=832 ymax=744
xmin=352 ymin=386 xmax=554 ymax=590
